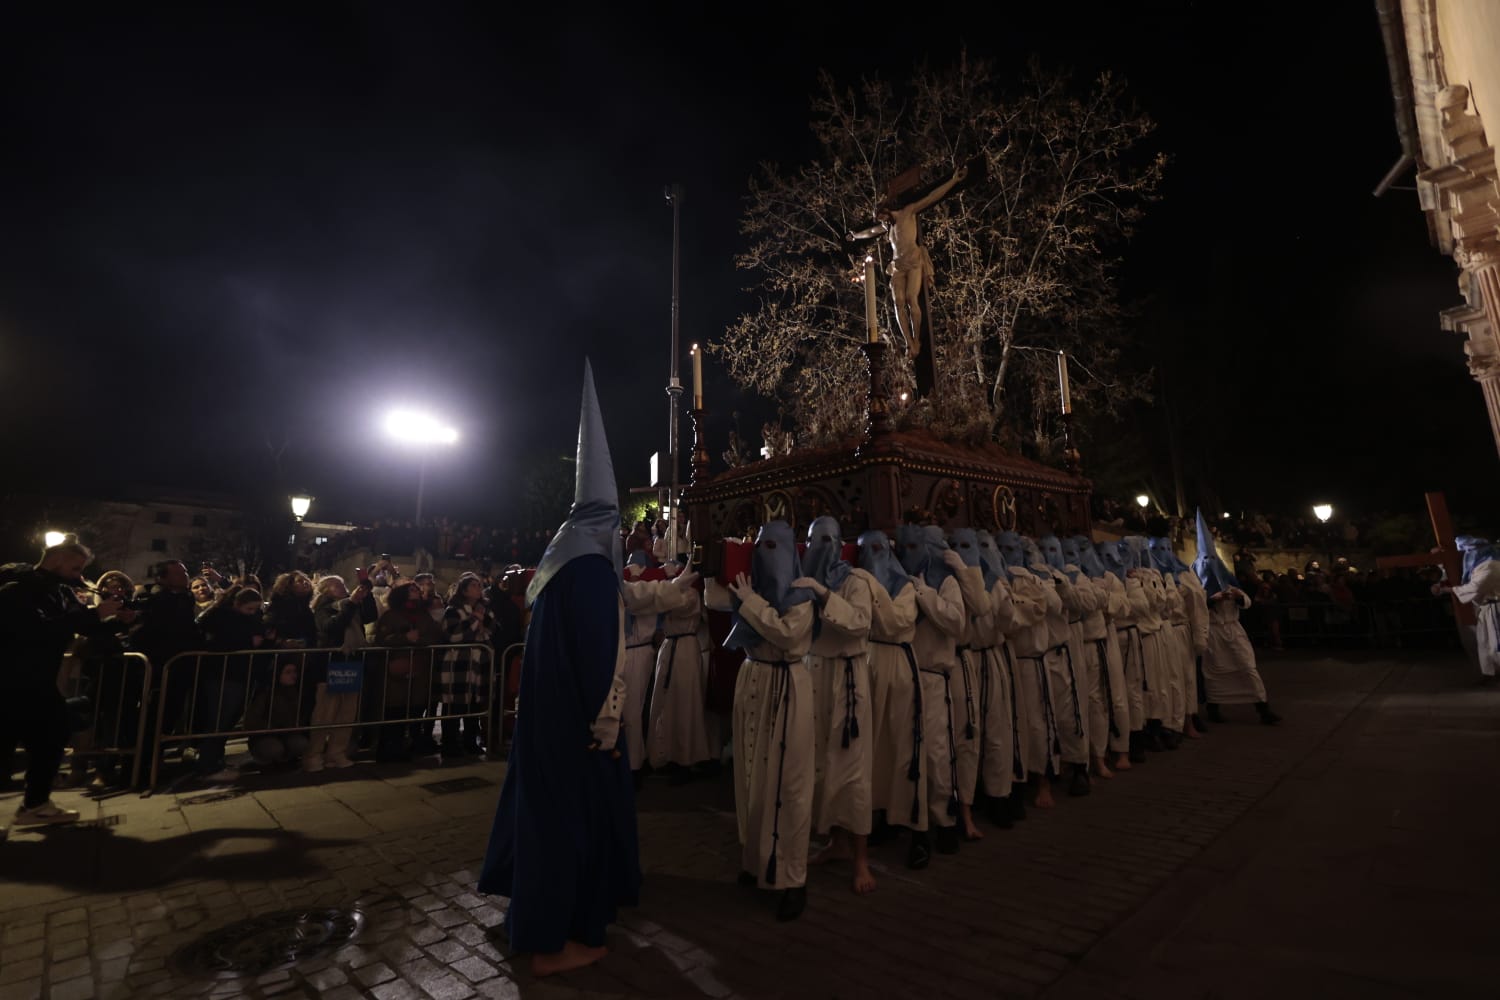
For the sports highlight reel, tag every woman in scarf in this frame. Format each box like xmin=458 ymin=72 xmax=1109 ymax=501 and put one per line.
xmin=859 ymin=529 xmax=925 ymax=869
xmin=791 ymin=516 xmax=877 ymax=895
xmin=726 ymin=519 xmax=817 ymax=922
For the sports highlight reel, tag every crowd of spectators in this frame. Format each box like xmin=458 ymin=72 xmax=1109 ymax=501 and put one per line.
xmin=305 ymin=519 xmax=557 ymax=575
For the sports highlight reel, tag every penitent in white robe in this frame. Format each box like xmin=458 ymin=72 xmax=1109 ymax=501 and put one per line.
xmin=1452 ymin=560 xmax=1500 ymax=678
xmin=808 ymin=570 xmax=875 ymax=837
xmin=912 ymin=575 xmax=968 ymax=829
xmin=646 ymin=586 xmax=714 ymax=768
xmin=1201 ymin=592 xmax=1268 ymax=704
xmin=731 ymin=594 xmax=815 ymax=890
xmin=867 ymin=580 xmax=923 ymax=830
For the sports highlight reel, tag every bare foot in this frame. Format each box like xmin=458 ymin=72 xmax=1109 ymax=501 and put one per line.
xmin=532 ymin=941 xmax=607 ymax=977
xmin=1183 ymin=724 xmax=1204 ymax=740
xmin=1112 ymin=752 xmax=1132 ymax=772
xmin=1033 ymin=782 xmax=1056 ymax=809
xmin=963 ymin=819 xmax=985 ymax=841
xmin=1092 ymin=757 xmax=1114 ymax=779
xmin=852 ymin=862 xmax=877 ymax=895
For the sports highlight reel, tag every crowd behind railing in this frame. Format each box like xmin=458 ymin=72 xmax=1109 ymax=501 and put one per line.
xmin=3 ymin=545 xmax=529 ymax=805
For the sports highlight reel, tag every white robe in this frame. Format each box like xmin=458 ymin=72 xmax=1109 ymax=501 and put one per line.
xmin=1084 ymin=573 xmax=1132 ymax=755
xmin=983 ymin=576 xmax=1042 ymax=796
xmin=646 ymin=586 xmax=714 ymax=768
xmin=731 ymin=594 xmax=815 ymax=890
xmin=867 ymin=580 xmax=924 ymax=830
xmin=912 ymin=575 xmax=967 ymax=828
xmin=1452 ymin=560 xmax=1500 ymax=678
xmin=808 ymin=571 xmax=874 ymax=837
xmin=1202 ymin=591 xmax=1268 ymax=704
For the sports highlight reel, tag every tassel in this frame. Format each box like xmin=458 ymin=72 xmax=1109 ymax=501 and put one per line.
xmin=765 ymin=855 xmax=777 ymax=885
xmin=907 ymin=756 xmax=920 ymax=781
xmin=948 ymin=794 xmax=958 ymax=817
xmin=966 ymin=722 xmax=976 ymax=740
xmin=910 ymin=797 xmax=920 ymax=826
xmin=841 ymin=722 xmax=851 ymax=749
xmin=849 ymin=717 xmax=859 ymax=740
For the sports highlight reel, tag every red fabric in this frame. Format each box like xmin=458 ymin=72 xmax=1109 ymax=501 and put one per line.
xmin=719 ymin=540 xmax=752 ymax=584
xmin=704 ymin=608 xmax=740 ymax=714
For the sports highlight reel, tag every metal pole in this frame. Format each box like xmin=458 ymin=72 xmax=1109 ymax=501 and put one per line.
xmin=665 ymin=182 xmax=684 ymax=561
xmin=415 ymin=452 xmax=428 ymax=525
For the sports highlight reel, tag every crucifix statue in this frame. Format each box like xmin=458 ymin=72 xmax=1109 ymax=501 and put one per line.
xmin=848 ymin=158 xmax=978 ymax=397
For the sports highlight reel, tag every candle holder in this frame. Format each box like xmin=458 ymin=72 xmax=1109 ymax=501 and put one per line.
xmin=690 ymin=408 xmax=711 ymax=486
xmin=1061 ymin=411 xmax=1081 ymax=475
xmin=858 ymin=340 xmax=894 ymax=455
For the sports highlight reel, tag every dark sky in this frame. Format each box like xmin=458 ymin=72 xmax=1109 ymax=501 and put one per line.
xmin=2 ymin=2 xmax=1491 ymax=529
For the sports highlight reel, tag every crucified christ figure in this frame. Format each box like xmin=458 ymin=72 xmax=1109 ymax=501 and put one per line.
xmin=851 ymin=162 xmax=968 ymax=358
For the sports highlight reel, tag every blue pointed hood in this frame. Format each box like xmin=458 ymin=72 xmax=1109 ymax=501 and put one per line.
xmin=724 ymin=520 xmax=815 ymax=651
xmin=1456 ymin=535 xmax=1497 ymax=584
xmin=1149 ymin=537 xmax=1189 ymax=578
xmin=1189 ymin=510 xmax=1239 ymax=593
xmin=898 ymin=524 xmax=952 ymax=589
xmin=996 ymin=531 xmax=1033 ymax=577
xmin=526 ymin=359 xmax=622 ymax=607
xmin=858 ymin=529 xmax=911 ymax=598
xmin=1039 ymin=534 xmax=1074 ymax=580
xmin=975 ymin=530 xmax=1005 ymax=589
xmin=1097 ymin=541 xmax=1127 ymax=581
xmin=803 ymin=516 xmax=852 ymax=592
xmin=1120 ymin=536 xmax=1152 ymax=572
xmin=1070 ymin=536 xmax=1106 ymax=579
xmin=949 ymin=528 xmax=983 ymax=571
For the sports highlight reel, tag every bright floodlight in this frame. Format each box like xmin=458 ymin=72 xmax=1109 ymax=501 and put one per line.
xmin=384 ymin=409 xmax=459 ymax=446
xmin=1135 ymin=494 xmax=1150 ymax=509
xmin=289 ymin=495 xmax=313 ymax=520
xmin=1313 ymin=503 xmax=1333 ymax=523
xmin=44 ymin=530 xmax=66 ymax=548
xmin=1221 ymin=511 xmax=1231 ymax=519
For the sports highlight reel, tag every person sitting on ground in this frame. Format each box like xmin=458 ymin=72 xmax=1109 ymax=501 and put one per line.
xmin=243 ymin=660 xmax=310 ymax=766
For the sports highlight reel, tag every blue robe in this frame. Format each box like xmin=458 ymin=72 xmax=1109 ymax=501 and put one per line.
xmin=479 ymin=554 xmax=641 ymax=952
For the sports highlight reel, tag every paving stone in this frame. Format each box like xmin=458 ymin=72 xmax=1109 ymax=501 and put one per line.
xmin=303 ymin=966 xmax=348 ymax=991
xmin=427 ymin=909 xmax=467 ymax=929
xmin=0 ymin=960 xmax=42 ymax=987
xmin=49 ymin=937 xmax=90 ymax=962
xmin=0 ymin=939 xmax=44 ymax=964
xmin=420 ymin=975 xmax=476 ymax=1000
xmin=449 ymin=956 xmax=497 ymax=983
xmin=410 ymin=925 xmax=447 ymax=946
xmin=48 ymin=978 xmax=93 ymax=1000
xmin=355 ymin=962 xmax=398 ymax=987
xmin=0 ymin=981 xmax=42 ymax=1000
xmin=371 ymin=979 xmax=423 ymax=1000
xmin=424 ymin=938 xmax=470 ymax=963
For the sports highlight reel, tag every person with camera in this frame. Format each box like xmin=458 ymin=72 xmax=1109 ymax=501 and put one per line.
xmin=308 ymin=570 xmax=379 ymax=769
xmin=0 ymin=535 xmax=131 ymax=826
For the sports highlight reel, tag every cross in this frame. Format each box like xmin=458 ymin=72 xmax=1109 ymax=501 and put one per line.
xmin=1373 ymin=491 xmax=1476 ymax=628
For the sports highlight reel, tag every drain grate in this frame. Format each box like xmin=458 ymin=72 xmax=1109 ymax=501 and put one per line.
xmin=419 ymin=776 xmax=494 ymax=796
xmin=171 ymin=907 xmax=365 ymax=978
xmin=178 ymin=788 xmax=249 ymax=806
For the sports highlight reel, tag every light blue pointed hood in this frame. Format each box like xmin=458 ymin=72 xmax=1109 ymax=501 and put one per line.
xmin=859 ymin=529 xmax=911 ymax=598
xmin=803 ymin=516 xmax=853 ymax=592
xmin=996 ymin=531 xmax=1033 ymax=577
xmin=1192 ymin=508 xmax=1239 ymax=594
xmin=1068 ymin=535 xmax=1106 ymax=580
xmin=526 ymin=359 xmax=623 ymax=607
xmin=724 ymin=520 xmax=815 ymax=651
xmin=1120 ymin=536 xmax=1152 ymax=572
xmin=975 ymin=530 xmax=1005 ymax=589
xmin=1097 ymin=541 xmax=1127 ymax=581
xmin=1148 ymin=537 xmax=1190 ymax=578
xmin=1039 ymin=534 xmax=1075 ymax=580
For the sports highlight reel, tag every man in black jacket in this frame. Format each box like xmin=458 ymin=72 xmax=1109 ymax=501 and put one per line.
xmin=0 ymin=535 xmax=127 ymax=826
xmin=130 ymin=560 xmax=200 ymax=736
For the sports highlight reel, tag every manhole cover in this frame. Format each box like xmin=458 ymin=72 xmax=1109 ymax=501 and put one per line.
xmin=171 ymin=907 xmax=365 ymax=978
xmin=420 ymin=776 xmax=494 ymax=795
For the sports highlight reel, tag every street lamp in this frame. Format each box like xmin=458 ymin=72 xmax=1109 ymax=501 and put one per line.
xmin=1135 ymin=494 xmax=1150 ymax=510
xmin=1313 ymin=503 xmax=1333 ymax=523
xmin=287 ymin=495 xmax=313 ymax=572
xmin=289 ymin=495 xmax=313 ymax=521
xmin=44 ymin=530 xmax=66 ymax=548
xmin=383 ymin=409 xmax=460 ymax=523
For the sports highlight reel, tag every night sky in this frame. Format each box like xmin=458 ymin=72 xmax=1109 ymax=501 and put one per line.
xmin=3 ymin=3 xmax=1492 ymax=530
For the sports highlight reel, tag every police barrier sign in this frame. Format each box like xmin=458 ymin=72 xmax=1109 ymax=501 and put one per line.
xmin=326 ymin=661 xmax=364 ymax=693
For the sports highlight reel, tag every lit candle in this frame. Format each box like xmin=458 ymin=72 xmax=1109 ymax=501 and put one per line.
xmin=864 ymin=256 xmax=878 ymax=343
xmin=1057 ymin=350 xmax=1072 ymax=415
xmin=691 ymin=343 xmax=703 ymax=409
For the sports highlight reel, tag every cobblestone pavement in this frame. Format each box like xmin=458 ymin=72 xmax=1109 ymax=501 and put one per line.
xmin=1 ymin=653 xmax=1496 ymax=999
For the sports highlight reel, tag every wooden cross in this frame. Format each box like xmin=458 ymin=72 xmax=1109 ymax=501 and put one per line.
xmin=1374 ymin=491 xmax=1475 ymax=626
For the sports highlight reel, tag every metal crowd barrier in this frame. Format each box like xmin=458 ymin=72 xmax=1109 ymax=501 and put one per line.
xmin=1241 ymin=598 xmax=1459 ymax=649
xmin=57 ymin=651 xmax=155 ymax=790
xmin=146 ymin=643 xmax=497 ymax=793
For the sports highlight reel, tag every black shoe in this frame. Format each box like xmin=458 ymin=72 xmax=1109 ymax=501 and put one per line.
xmin=1007 ymin=788 xmax=1027 ymax=822
xmin=906 ymin=831 xmax=932 ymax=870
xmin=1190 ymin=713 xmax=1207 ymax=732
xmin=1128 ymin=732 xmax=1147 ymax=764
xmin=1256 ymin=702 xmax=1282 ymax=725
xmin=667 ymin=765 xmax=693 ymax=787
xmin=985 ymin=796 xmax=1013 ymax=829
xmin=776 ymin=886 xmax=807 ymax=922
xmin=934 ymin=825 xmax=960 ymax=855
xmin=1160 ymin=730 xmax=1181 ymax=751
xmin=737 ymin=870 xmax=757 ymax=888
xmin=1068 ymin=765 xmax=1091 ymax=797
xmin=1206 ymin=703 xmax=1225 ymax=724
xmin=694 ymin=759 xmax=723 ymax=779
xmin=867 ymin=811 xmax=895 ymax=845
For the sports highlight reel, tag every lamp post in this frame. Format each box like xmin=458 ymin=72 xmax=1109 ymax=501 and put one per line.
xmin=384 ymin=409 xmax=459 ymax=524
xmin=288 ymin=494 xmax=313 ymax=572
xmin=1313 ymin=503 xmax=1334 ymax=573
xmin=44 ymin=530 xmax=66 ymax=549
xmin=664 ymin=182 xmax=685 ymax=562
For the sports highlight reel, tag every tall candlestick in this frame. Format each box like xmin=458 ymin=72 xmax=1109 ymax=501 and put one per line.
xmin=864 ymin=256 xmax=878 ymax=343
xmin=1057 ymin=350 xmax=1072 ymax=415
xmin=691 ymin=343 xmax=703 ymax=409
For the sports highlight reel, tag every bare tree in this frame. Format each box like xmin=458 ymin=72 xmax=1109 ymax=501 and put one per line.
xmin=712 ymin=53 xmax=1165 ymax=448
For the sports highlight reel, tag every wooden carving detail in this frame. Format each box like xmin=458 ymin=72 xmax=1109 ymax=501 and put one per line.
xmin=992 ymin=485 xmax=1018 ymax=532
